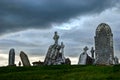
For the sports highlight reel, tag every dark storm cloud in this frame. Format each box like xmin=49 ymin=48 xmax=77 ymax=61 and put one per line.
xmin=0 ymin=0 xmax=118 ymax=34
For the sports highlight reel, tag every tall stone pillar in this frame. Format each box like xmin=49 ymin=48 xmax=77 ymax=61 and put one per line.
xmin=8 ymin=48 xmax=16 ymax=66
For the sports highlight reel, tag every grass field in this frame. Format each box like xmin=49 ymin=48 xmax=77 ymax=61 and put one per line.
xmin=0 ymin=65 xmax=120 ymax=80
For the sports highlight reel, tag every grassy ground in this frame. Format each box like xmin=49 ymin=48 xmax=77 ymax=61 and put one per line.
xmin=0 ymin=65 xmax=120 ymax=80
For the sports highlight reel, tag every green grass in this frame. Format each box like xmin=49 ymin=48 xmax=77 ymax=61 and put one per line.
xmin=0 ymin=65 xmax=120 ymax=80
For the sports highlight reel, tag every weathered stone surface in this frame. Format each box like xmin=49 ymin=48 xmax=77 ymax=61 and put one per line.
xmin=8 ymin=48 xmax=16 ymax=66
xmin=94 ymin=23 xmax=114 ymax=65
xmin=78 ymin=46 xmax=93 ymax=65
xmin=20 ymin=51 xmax=31 ymax=66
xmin=107 ymin=55 xmax=114 ymax=65
xmin=44 ymin=31 xmax=69 ymax=65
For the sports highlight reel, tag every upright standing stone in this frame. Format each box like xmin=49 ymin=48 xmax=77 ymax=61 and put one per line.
xmin=8 ymin=48 xmax=16 ymax=66
xmin=20 ymin=51 xmax=31 ymax=66
xmin=94 ymin=23 xmax=114 ymax=65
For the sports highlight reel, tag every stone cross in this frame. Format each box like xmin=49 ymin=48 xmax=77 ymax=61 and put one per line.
xmin=53 ymin=31 xmax=59 ymax=45
xmin=83 ymin=46 xmax=89 ymax=53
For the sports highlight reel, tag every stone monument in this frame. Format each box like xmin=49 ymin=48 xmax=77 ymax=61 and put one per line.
xmin=94 ymin=23 xmax=114 ymax=65
xmin=53 ymin=31 xmax=59 ymax=45
xmin=44 ymin=31 xmax=68 ymax=65
xmin=8 ymin=48 xmax=16 ymax=66
xmin=78 ymin=46 xmax=93 ymax=65
xmin=20 ymin=51 xmax=31 ymax=66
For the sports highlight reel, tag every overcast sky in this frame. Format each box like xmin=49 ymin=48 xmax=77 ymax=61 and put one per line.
xmin=0 ymin=0 xmax=120 ymax=66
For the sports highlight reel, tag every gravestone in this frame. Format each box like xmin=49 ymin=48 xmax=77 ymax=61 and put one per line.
xmin=94 ymin=23 xmax=114 ymax=65
xmin=78 ymin=46 xmax=93 ymax=65
xmin=8 ymin=48 xmax=16 ymax=66
xmin=20 ymin=51 xmax=31 ymax=66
